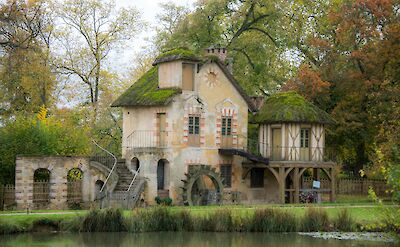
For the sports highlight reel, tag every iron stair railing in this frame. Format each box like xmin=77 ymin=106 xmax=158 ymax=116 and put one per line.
xmin=127 ymin=164 xmax=141 ymax=192
xmin=92 ymin=140 xmax=118 ymax=193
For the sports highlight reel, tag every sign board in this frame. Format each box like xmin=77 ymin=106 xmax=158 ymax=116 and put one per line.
xmin=312 ymin=180 xmax=321 ymax=189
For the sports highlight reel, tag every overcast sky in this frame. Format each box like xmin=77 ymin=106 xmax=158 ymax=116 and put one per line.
xmin=110 ymin=0 xmax=196 ymax=72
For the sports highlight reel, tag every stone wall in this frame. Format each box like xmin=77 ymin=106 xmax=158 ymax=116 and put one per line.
xmin=15 ymin=156 xmax=108 ymax=210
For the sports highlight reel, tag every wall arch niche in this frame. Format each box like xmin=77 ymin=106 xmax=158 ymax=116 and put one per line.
xmin=67 ymin=168 xmax=83 ymax=203
xmin=33 ymin=168 xmax=51 ymax=205
xmin=157 ymin=159 xmax=170 ymax=198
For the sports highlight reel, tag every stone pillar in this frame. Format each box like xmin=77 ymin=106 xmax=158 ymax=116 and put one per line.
xmin=50 ymin=166 xmax=67 ymax=209
xmin=15 ymin=157 xmax=34 ymax=210
xmin=140 ymin=153 xmax=158 ymax=205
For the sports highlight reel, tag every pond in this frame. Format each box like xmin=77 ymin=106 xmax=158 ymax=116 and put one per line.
xmin=0 ymin=232 xmax=396 ymax=247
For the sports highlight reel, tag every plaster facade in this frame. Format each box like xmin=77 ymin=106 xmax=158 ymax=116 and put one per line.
xmin=122 ymin=60 xmax=253 ymax=205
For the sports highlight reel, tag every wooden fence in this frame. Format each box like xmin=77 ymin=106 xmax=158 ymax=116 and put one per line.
xmin=302 ymin=177 xmax=390 ymax=196
xmin=0 ymin=185 xmax=16 ymax=210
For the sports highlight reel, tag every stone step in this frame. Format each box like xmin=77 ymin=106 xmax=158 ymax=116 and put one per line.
xmin=117 ymin=179 xmax=133 ymax=183
xmin=118 ymin=174 xmax=133 ymax=177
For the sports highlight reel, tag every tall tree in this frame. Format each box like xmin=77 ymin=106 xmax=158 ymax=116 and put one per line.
xmin=0 ymin=0 xmax=55 ymax=118
xmin=285 ymin=0 xmax=400 ymax=176
xmin=53 ymin=0 xmax=143 ymax=117
xmin=154 ymin=0 xmax=293 ymax=95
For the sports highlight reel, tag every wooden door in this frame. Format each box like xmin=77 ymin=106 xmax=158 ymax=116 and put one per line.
xmin=158 ymin=113 xmax=166 ymax=147
xmin=182 ymin=63 xmax=194 ymax=91
xmin=272 ymin=128 xmax=282 ymax=160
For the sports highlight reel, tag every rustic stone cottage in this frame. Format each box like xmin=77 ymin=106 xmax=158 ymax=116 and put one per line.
xmin=14 ymin=47 xmax=337 ymax=209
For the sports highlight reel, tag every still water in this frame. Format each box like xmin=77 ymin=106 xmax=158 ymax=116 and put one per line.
xmin=0 ymin=232 xmax=396 ymax=247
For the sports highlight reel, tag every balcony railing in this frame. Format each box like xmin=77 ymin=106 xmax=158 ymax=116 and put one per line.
xmin=223 ymin=135 xmax=336 ymax=162
xmin=124 ymin=131 xmax=335 ymax=162
xmin=125 ymin=130 xmax=170 ymax=149
xmin=263 ymin=146 xmax=336 ymax=162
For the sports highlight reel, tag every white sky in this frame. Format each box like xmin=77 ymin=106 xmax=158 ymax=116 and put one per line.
xmin=111 ymin=0 xmax=196 ymax=73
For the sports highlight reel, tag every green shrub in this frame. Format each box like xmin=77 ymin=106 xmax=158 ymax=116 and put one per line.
xmin=138 ymin=207 xmax=176 ymax=232
xmin=334 ymin=209 xmax=355 ymax=231
xmin=251 ymin=208 xmax=297 ymax=232
xmin=212 ymin=209 xmax=234 ymax=232
xmin=174 ymin=210 xmax=193 ymax=231
xmin=155 ymin=196 xmax=173 ymax=206
xmin=80 ymin=208 xmax=125 ymax=232
xmin=0 ymin=219 xmax=23 ymax=234
xmin=301 ymin=208 xmax=330 ymax=232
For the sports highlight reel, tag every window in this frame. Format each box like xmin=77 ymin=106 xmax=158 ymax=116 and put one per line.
xmin=188 ymin=115 xmax=200 ymax=135
xmin=250 ymin=168 xmax=264 ymax=188
xmin=300 ymin=129 xmax=310 ymax=148
xmin=188 ymin=115 xmax=200 ymax=146
xmin=221 ymin=117 xmax=232 ymax=136
xmin=220 ymin=165 xmax=232 ymax=188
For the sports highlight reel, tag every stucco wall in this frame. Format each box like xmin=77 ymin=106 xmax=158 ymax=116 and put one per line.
xmin=15 ymin=156 xmax=107 ymax=210
xmin=121 ymin=60 xmax=264 ymax=205
xmin=158 ymin=61 xmax=183 ymax=88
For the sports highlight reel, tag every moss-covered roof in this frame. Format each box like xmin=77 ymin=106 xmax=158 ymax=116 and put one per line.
xmin=152 ymin=48 xmax=201 ymax=65
xmin=111 ymin=66 xmax=181 ymax=107
xmin=250 ymin=91 xmax=335 ymax=124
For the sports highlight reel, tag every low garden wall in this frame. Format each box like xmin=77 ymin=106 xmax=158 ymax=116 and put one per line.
xmin=12 ymin=156 xmax=108 ymax=210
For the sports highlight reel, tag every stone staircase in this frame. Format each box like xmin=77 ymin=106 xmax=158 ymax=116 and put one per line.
xmin=114 ymin=160 xmax=133 ymax=192
xmin=101 ymin=159 xmax=146 ymax=208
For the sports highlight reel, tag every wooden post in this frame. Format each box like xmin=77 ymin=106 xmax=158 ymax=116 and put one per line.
xmin=313 ymin=168 xmax=320 ymax=180
xmin=279 ymin=167 xmax=285 ymax=204
xmin=294 ymin=168 xmax=300 ymax=203
xmin=330 ymin=168 xmax=336 ymax=202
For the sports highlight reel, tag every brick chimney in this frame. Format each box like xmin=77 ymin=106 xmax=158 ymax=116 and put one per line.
xmin=205 ymin=45 xmax=233 ymax=74
xmin=205 ymin=45 xmax=227 ymax=62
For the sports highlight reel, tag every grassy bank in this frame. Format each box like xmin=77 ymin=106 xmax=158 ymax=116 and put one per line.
xmin=1 ymin=205 xmax=398 ymax=234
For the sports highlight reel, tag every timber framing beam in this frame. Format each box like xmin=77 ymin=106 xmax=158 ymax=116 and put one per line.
xmin=242 ymin=160 xmax=337 ymax=204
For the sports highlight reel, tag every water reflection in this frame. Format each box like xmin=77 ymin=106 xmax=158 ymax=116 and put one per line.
xmin=0 ymin=232 xmax=395 ymax=247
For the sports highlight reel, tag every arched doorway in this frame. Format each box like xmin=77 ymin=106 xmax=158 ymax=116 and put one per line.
xmin=157 ymin=159 xmax=169 ymax=198
xmin=130 ymin=157 xmax=140 ymax=173
xmin=33 ymin=168 xmax=51 ymax=204
xmin=67 ymin=168 xmax=83 ymax=203
xmin=181 ymin=165 xmax=224 ymax=206
xmin=95 ymin=180 xmax=105 ymax=197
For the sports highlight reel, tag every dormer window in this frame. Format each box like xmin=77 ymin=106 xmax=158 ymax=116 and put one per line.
xmin=182 ymin=63 xmax=195 ymax=91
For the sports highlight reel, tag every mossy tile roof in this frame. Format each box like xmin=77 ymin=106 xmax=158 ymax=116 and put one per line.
xmin=111 ymin=66 xmax=181 ymax=107
xmin=251 ymin=91 xmax=335 ymax=124
xmin=152 ymin=48 xmax=201 ymax=66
